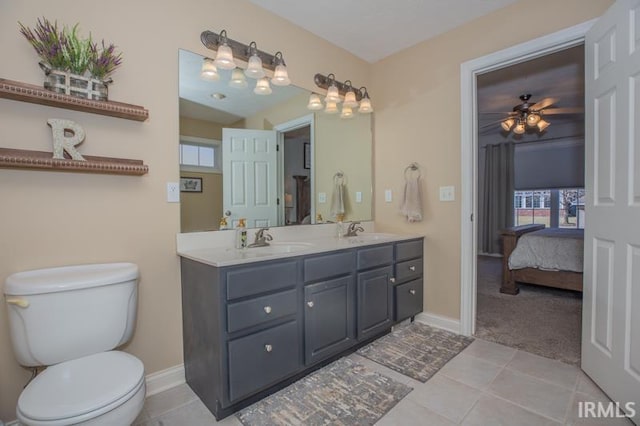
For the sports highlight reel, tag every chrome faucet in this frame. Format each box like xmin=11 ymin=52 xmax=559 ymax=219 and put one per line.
xmin=345 ymin=221 xmax=365 ymax=237
xmin=248 ymin=227 xmax=273 ymax=248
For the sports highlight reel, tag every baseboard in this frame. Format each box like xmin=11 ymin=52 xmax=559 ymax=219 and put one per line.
xmin=145 ymin=364 xmax=185 ymax=396
xmin=414 ymin=311 xmax=461 ymax=334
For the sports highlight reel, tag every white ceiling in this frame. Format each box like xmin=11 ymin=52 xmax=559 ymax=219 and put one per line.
xmin=248 ymin=0 xmax=520 ymax=63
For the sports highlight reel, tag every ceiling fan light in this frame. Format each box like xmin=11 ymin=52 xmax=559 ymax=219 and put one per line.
xmin=324 ymin=101 xmax=339 ymax=114
xmin=229 ymin=68 xmax=248 ymax=89
xmin=537 ymin=119 xmax=550 ymax=131
xmin=244 ymin=54 xmax=265 ymax=79
xmin=527 ymin=113 xmax=541 ymax=126
xmin=513 ymin=121 xmax=526 ymax=135
xmin=200 ymin=58 xmax=220 ymax=81
xmin=214 ymin=43 xmax=236 ymax=70
xmin=501 ymin=118 xmax=515 ymax=131
xmin=253 ymin=77 xmax=272 ymax=95
xmin=307 ymin=93 xmax=323 ymax=110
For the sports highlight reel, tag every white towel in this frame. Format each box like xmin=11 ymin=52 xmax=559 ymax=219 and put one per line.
xmin=400 ymin=174 xmax=423 ymax=223
xmin=330 ymin=176 xmax=345 ymax=220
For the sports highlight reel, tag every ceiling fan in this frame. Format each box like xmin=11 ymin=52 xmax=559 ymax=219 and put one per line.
xmin=481 ymin=94 xmax=583 ymax=134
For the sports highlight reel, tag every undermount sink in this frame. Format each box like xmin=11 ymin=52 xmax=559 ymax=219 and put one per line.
xmin=346 ymin=233 xmax=396 ymax=243
xmin=250 ymin=241 xmax=315 ymax=254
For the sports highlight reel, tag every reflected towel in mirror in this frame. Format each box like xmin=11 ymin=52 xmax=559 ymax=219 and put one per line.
xmin=330 ymin=173 xmax=345 ymax=219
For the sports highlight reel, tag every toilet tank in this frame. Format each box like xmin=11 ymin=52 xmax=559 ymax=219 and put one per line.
xmin=4 ymin=263 xmax=139 ymax=367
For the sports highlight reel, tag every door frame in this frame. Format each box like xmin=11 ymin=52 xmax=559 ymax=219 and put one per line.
xmin=459 ymin=20 xmax=596 ymax=336
xmin=274 ymin=114 xmax=315 ymax=225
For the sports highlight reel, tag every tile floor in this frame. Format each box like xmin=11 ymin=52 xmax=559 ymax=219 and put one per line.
xmin=134 ymin=338 xmax=633 ymax=426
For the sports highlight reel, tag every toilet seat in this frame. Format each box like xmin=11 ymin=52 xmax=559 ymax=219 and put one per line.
xmin=17 ymin=351 xmax=144 ymax=425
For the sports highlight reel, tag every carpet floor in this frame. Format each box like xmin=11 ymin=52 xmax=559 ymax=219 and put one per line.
xmin=357 ymin=322 xmax=474 ymax=382
xmin=475 ymin=255 xmax=582 ymax=365
xmin=236 ymin=358 xmax=412 ymax=426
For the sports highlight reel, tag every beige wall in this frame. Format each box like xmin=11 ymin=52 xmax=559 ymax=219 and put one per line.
xmin=0 ymin=0 xmax=369 ymax=420
xmin=371 ymin=0 xmax=613 ymax=320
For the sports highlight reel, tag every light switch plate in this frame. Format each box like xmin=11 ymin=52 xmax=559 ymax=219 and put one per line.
xmin=439 ymin=186 xmax=455 ymax=202
xmin=355 ymin=191 xmax=362 ymax=203
xmin=318 ymin=192 xmax=327 ymax=203
xmin=385 ymin=189 xmax=392 ymax=203
xmin=167 ymin=182 xmax=180 ymax=203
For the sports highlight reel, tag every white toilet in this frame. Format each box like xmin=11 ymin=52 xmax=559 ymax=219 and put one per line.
xmin=4 ymin=263 xmax=146 ymax=425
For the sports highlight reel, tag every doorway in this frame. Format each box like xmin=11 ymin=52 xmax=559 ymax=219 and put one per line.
xmin=459 ymin=20 xmax=595 ymax=337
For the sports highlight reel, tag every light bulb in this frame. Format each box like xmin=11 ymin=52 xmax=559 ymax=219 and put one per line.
xmin=526 ymin=113 xmax=541 ymax=126
xmin=358 ymin=97 xmax=373 ymax=113
xmin=325 ymin=84 xmax=341 ymax=103
xmin=324 ymin=101 xmax=338 ymax=114
xmin=307 ymin=93 xmax=323 ymax=110
xmin=340 ymin=105 xmax=354 ymax=119
xmin=501 ymin=118 xmax=515 ymax=131
xmin=513 ymin=121 xmax=526 ymax=135
xmin=214 ymin=43 xmax=236 ymax=70
xmin=200 ymin=58 xmax=219 ymax=81
xmin=343 ymin=90 xmax=358 ymax=108
xmin=254 ymin=77 xmax=272 ymax=95
xmin=229 ymin=68 xmax=248 ymax=89
xmin=271 ymin=64 xmax=291 ymax=86
xmin=537 ymin=119 xmax=550 ymax=131
xmin=244 ymin=54 xmax=265 ymax=79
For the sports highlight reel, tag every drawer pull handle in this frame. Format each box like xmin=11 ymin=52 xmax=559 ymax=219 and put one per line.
xmin=307 ymin=301 xmax=314 ymax=308
xmin=409 ymin=266 xmax=416 ymax=271
xmin=6 ymin=298 xmax=29 ymax=308
xmin=265 ymin=344 xmax=273 ymax=353
xmin=264 ymin=306 xmax=272 ymax=314
xmin=389 ymin=278 xmax=396 ymax=283
xmin=409 ymin=289 xmax=416 ymax=295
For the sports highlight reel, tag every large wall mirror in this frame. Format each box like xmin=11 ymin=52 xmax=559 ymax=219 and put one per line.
xmin=179 ymin=49 xmax=373 ymax=232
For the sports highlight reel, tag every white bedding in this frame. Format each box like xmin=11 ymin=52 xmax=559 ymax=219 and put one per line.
xmin=508 ymin=228 xmax=584 ymax=273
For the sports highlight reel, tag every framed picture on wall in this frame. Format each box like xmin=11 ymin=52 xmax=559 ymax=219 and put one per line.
xmin=304 ymin=142 xmax=310 ymax=169
xmin=180 ymin=177 xmax=202 ymax=192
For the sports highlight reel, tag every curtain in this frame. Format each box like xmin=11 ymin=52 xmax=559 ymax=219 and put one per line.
xmin=480 ymin=142 xmax=515 ymax=254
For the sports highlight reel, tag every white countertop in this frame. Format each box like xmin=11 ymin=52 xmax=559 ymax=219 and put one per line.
xmin=177 ymin=222 xmax=423 ymax=267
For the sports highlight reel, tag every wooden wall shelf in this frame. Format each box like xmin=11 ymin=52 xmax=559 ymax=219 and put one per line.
xmin=0 ymin=148 xmax=148 ymax=176
xmin=0 ymin=78 xmax=149 ymax=121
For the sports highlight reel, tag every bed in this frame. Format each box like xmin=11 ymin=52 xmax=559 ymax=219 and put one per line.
xmin=500 ymin=224 xmax=584 ymax=295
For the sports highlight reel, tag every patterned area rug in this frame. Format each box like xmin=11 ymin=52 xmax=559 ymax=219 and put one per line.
xmin=357 ymin=322 xmax=474 ymax=382
xmin=236 ymin=357 xmax=412 ymax=426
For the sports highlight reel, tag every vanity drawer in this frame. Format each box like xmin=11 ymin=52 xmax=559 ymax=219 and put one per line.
xmin=394 ymin=278 xmax=423 ymax=322
xmin=357 ymin=244 xmax=393 ymax=271
xmin=227 ymin=289 xmax=297 ymax=333
xmin=395 ymin=258 xmax=423 ymax=283
xmin=395 ymin=239 xmax=423 ymax=262
xmin=304 ymin=251 xmax=354 ymax=283
xmin=226 ymin=260 xmax=297 ymax=300
xmin=227 ymin=320 xmax=300 ymax=402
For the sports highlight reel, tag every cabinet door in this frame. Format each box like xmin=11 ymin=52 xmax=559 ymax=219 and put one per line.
xmin=304 ymin=275 xmax=355 ymax=365
xmin=357 ymin=266 xmax=393 ymax=340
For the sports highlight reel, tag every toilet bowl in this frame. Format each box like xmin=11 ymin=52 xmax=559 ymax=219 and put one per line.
xmin=4 ymin=263 xmax=146 ymax=426
xmin=17 ymin=352 xmax=145 ymax=426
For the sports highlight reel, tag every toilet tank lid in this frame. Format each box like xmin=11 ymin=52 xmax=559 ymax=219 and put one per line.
xmin=4 ymin=263 xmax=139 ymax=296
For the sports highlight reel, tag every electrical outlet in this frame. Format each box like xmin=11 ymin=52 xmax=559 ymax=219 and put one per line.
xmin=167 ymin=182 xmax=180 ymax=203
xmin=385 ymin=189 xmax=392 ymax=203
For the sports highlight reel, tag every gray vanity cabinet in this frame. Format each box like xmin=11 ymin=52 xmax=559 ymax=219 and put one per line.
xmin=303 ymin=251 xmax=356 ymax=365
xmin=393 ymin=238 xmax=424 ymax=322
xmin=356 ymin=245 xmax=394 ymax=340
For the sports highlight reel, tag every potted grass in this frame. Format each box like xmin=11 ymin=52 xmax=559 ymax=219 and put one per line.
xmin=19 ymin=17 xmax=122 ymax=101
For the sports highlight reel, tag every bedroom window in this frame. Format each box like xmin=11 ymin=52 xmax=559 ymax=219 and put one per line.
xmin=513 ymin=188 xmax=584 ymax=229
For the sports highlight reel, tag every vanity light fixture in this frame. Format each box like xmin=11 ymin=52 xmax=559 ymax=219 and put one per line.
xmin=200 ymin=58 xmax=220 ymax=81
xmin=254 ymin=77 xmax=272 ymax=95
xmin=201 ymin=29 xmax=291 ymax=88
xmin=229 ymin=68 xmax=248 ymax=89
xmin=309 ymin=74 xmax=374 ymax=117
xmin=244 ymin=42 xmax=265 ymax=79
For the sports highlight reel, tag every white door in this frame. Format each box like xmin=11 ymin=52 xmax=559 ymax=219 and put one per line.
xmin=222 ymin=128 xmax=278 ymax=228
xmin=583 ymin=0 xmax=640 ymax=420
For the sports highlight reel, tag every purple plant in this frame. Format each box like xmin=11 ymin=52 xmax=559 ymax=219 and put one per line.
xmin=90 ymin=40 xmax=122 ymax=80
xmin=19 ymin=17 xmax=68 ymax=70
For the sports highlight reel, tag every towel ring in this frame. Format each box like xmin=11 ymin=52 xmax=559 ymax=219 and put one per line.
xmin=404 ymin=163 xmax=421 ymax=180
